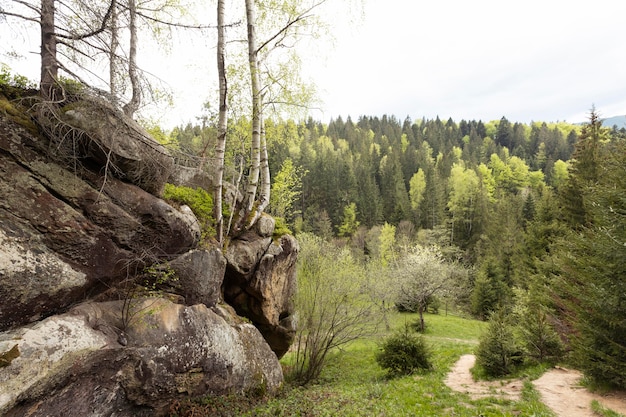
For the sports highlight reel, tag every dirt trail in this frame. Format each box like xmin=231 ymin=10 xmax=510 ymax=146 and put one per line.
xmin=534 ymin=367 xmax=626 ymax=417
xmin=444 ymin=354 xmax=523 ymax=401
xmin=445 ymin=354 xmax=626 ymax=417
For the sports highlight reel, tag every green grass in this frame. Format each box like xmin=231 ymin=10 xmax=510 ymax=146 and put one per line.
xmin=591 ymin=400 xmax=625 ymax=417
xmin=172 ymin=312 xmax=556 ymax=417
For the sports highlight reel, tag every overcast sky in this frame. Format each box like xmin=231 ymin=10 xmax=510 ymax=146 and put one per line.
xmin=305 ymin=0 xmax=626 ymax=125
xmin=2 ymin=0 xmax=626 ymax=128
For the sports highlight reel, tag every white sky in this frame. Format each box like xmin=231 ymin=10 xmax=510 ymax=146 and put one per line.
xmin=3 ymin=0 xmax=626 ymax=128
xmin=305 ymin=0 xmax=626 ymax=125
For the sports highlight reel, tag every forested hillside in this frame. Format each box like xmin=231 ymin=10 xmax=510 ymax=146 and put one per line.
xmin=170 ymin=114 xmax=579 ymax=255
xmin=163 ymin=111 xmax=626 ymax=388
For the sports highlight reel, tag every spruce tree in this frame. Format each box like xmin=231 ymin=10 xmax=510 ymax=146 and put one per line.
xmin=555 ymin=128 xmax=626 ymax=388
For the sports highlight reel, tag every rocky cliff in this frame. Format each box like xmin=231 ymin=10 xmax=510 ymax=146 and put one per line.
xmin=0 ymin=91 xmax=297 ymax=416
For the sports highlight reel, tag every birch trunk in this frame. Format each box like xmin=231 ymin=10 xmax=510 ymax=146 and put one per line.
xmin=40 ymin=0 xmax=58 ymax=101
xmin=109 ymin=0 xmax=119 ymax=97
xmin=123 ymin=0 xmax=140 ymax=117
xmin=214 ymin=0 xmax=227 ymax=244
xmin=245 ymin=0 xmax=261 ymax=214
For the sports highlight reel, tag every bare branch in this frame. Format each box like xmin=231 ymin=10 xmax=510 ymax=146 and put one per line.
xmin=56 ymin=0 xmax=116 ymax=40
xmin=0 ymin=10 xmax=39 ymax=24
xmin=256 ymin=0 xmax=327 ymax=54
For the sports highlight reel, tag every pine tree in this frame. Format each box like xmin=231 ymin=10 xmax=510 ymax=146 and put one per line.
xmin=475 ymin=309 xmax=524 ymax=377
xmin=558 ymin=108 xmax=607 ymax=227
xmin=555 ymin=133 xmax=626 ymax=388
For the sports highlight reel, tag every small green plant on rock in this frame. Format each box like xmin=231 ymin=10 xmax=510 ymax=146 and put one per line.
xmin=163 ymin=183 xmax=215 ymax=240
xmin=375 ymin=323 xmax=432 ymax=377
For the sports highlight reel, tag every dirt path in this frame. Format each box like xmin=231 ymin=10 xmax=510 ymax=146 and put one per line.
xmin=444 ymin=354 xmax=523 ymax=401
xmin=534 ymin=367 xmax=626 ymax=417
xmin=445 ymin=354 xmax=626 ymax=417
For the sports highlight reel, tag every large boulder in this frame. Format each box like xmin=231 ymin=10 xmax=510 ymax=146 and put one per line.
xmin=60 ymin=96 xmax=174 ymax=195
xmin=224 ymin=216 xmax=299 ymax=357
xmin=0 ymin=298 xmax=283 ymax=416
xmin=0 ymin=112 xmax=199 ymax=331
xmin=166 ymin=248 xmax=227 ymax=307
xmin=0 ymin=92 xmax=297 ymax=412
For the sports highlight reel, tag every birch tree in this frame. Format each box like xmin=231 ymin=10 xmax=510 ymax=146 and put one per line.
xmin=228 ymin=0 xmax=327 ymax=235
xmin=214 ymin=0 xmax=227 ymax=244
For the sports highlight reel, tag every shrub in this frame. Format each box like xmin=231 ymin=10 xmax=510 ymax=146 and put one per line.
xmin=375 ymin=324 xmax=432 ymax=376
xmin=475 ymin=309 xmax=524 ymax=377
xmin=273 ymin=216 xmax=292 ymax=239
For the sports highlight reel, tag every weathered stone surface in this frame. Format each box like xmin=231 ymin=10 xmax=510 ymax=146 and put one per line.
xmin=0 ymin=313 xmax=112 ymax=415
xmin=167 ymin=248 xmax=226 ymax=307
xmin=0 ymin=112 xmax=199 ymax=331
xmin=225 ymin=229 xmax=273 ymax=280
xmin=168 ymin=164 xmax=213 ymax=190
xmin=0 ymin=298 xmax=283 ymax=416
xmin=62 ymin=97 xmax=174 ymax=195
xmin=225 ymin=234 xmax=299 ymax=357
xmin=256 ymin=214 xmax=276 ymax=238
xmin=0 ymin=98 xmax=296 ymax=413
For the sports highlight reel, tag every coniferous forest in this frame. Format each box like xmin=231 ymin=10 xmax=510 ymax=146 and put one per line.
xmin=164 ymin=110 xmax=626 ymax=388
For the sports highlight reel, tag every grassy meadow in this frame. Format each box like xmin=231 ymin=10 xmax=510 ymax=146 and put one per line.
xmin=173 ymin=311 xmax=558 ymax=417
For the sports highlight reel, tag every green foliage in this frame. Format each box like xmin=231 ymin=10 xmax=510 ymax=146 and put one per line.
xmin=269 ymin=158 xmax=304 ymax=226
xmin=289 ymin=233 xmax=381 ymax=385
xmin=470 ymin=257 xmax=511 ymax=320
xmin=142 ymin=121 xmax=178 ymax=149
xmin=375 ymin=324 xmax=432 ymax=376
xmin=0 ymin=65 xmax=36 ymax=89
xmin=378 ymin=222 xmax=396 ymax=267
xmin=272 ymin=216 xmax=292 ymax=239
xmin=163 ymin=184 xmax=215 ymax=240
xmin=57 ymin=76 xmax=84 ymax=95
xmin=338 ymin=202 xmax=359 ymax=237
xmin=143 ymin=263 xmax=178 ymax=291
xmin=590 ymin=400 xmax=625 ymax=417
xmin=475 ymin=309 xmax=524 ymax=377
xmin=513 ymin=290 xmax=564 ymax=363
xmin=549 ymin=116 xmax=626 ymax=389
xmin=408 ymin=168 xmax=426 ymax=212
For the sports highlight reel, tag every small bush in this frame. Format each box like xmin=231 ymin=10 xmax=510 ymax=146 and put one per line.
xmin=375 ymin=324 xmax=432 ymax=376
xmin=273 ymin=216 xmax=292 ymax=239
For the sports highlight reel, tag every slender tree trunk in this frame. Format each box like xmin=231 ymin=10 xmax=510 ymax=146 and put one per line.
xmin=242 ymin=0 xmax=272 ymax=230
xmin=245 ymin=0 xmax=261 ymax=214
xmin=123 ymin=0 xmax=140 ymax=117
xmin=259 ymin=114 xmax=270 ymax=210
xmin=246 ymin=112 xmax=271 ymax=228
xmin=214 ymin=0 xmax=227 ymax=244
xmin=109 ymin=0 xmax=119 ymax=97
xmin=40 ymin=0 xmax=58 ymax=100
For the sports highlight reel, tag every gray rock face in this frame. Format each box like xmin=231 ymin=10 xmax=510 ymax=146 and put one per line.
xmin=224 ymin=228 xmax=299 ymax=358
xmin=0 ymin=98 xmax=298 ymax=414
xmin=167 ymin=248 xmax=227 ymax=307
xmin=0 ymin=113 xmax=199 ymax=331
xmin=61 ymin=97 xmax=174 ymax=195
xmin=0 ymin=299 xmax=283 ymax=416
